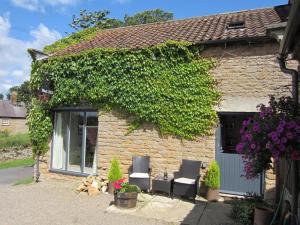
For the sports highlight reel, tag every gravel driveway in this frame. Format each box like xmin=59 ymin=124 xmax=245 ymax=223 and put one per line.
xmin=0 ymin=180 xmax=168 ymax=225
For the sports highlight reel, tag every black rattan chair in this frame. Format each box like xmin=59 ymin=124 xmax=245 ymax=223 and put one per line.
xmin=173 ymin=159 xmax=202 ymax=202
xmin=128 ymin=156 xmax=151 ymax=191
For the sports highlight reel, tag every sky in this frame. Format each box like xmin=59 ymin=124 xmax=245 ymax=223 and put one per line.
xmin=0 ymin=0 xmax=287 ymax=95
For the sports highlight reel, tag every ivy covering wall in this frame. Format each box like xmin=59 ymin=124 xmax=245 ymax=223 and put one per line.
xmin=29 ymin=41 xmax=220 ymax=154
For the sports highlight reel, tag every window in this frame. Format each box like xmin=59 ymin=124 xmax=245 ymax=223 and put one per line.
xmin=1 ymin=119 xmax=10 ymax=126
xmin=219 ymin=113 xmax=254 ymax=153
xmin=227 ymin=21 xmax=245 ymax=30
xmin=51 ymin=110 xmax=98 ymax=175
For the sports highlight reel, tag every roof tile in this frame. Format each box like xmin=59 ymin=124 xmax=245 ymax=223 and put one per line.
xmin=56 ymin=5 xmax=289 ymax=56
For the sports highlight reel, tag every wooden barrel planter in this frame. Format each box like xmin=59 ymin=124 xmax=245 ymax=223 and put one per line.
xmin=114 ymin=192 xmax=138 ymax=208
xmin=253 ymin=206 xmax=274 ymax=225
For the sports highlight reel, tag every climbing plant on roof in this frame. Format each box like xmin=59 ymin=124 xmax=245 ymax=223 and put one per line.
xmin=29 ymin=40 xmax=221 ymax=151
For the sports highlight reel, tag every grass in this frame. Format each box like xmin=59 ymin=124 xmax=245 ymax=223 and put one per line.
xmin=0 ymin=132 xmax=31 ymax=149
xmin=0 ymin=158 xmax=35 ymax=170
xmin=13 ymin=176 xmax=33 ymax=186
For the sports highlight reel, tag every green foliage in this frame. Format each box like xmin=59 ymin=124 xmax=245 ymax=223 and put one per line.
xmin=119 ymin=182 xmax=141 ymax=193
xmin=31 ymin=41 xmax=220 ymax=139
xmin=124 ymin=9 xmax=173 ymax=26
xmin=0 ymin=93 xmax=3 ymax=100
xmin=44 ymin=9 xmax=173 ymax=53
xmin=9 ymin=81 xmax=33 ymax=107
xmin=27 ymin=99 xmax=52 ymax=156
xmin=108 ymin=157 xmax=123 ymax=182
xmin=0 ymin=158 xmax=35 ymax=170
xmin=230 ymin=199 xmax=256 ymax=225
xmin=43 ymin=27 xmax=99 ymax=53
xmin=204 ymin=160 xmax=220 ymax=189
xmin=0 ymin=132 xmax=30 ymax=149
xmin=69 ymin=9 xmax=124 ymax=31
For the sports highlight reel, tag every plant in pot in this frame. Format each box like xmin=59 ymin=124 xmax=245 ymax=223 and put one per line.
xmin=253 ymin=202 xmax=274 ymax=225
xmin=204 ymin=160 xmax=220 ymax=201
xmin=114 ymin=178 xmax=141 ymax=208
xmin=107 ymin=157 xmax=122 ymax=194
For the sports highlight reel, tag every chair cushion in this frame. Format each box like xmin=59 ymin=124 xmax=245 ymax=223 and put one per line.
xmin=174 ymin=177 xmax=196 ymax=185
xmin=129 ymin=172 xmax=150 ymax=178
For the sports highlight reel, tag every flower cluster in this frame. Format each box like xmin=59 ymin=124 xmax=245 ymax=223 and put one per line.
xmin=236 ymin=97 xmax=300 ymax=179
xmin=113 ymin=178 xmax=141 ymax=193
xmin=113 ymin=178 xmax=126 ymax=191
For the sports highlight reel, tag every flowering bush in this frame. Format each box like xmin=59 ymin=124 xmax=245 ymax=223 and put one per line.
xmin=236 ymin=96 xmax=300 ymax=179
xmin=113 ymin=179 xmax=141 ymax=193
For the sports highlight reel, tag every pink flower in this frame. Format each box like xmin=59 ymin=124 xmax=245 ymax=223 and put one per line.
xmin=236 ymin=143 xmax=244 ymax=154
xmin=113 ymin=178 xmax=126 ymax=190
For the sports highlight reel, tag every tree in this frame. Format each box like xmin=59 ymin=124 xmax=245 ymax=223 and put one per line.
xmin=69 ymin=9 xmax=173 ymax=31
xmin=9 ymin=81 xmax=32 ymax=106
xmin=0 ymin=94 xmax=3 ymax=100
xmin=124 ymin=9 xmax=173 ymax=26
xmin=70 ymin=9 xmax=123 ymax=31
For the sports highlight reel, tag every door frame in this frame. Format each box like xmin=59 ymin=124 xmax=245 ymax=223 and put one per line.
xmin=216 ymin=112 xmax=264 ymax=196
xmin=50 ymin=108 xmax=99 ymax=176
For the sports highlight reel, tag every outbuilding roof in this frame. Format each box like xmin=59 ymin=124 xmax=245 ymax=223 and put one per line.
xmin=0 ymin=100 xmax=27 ymax=118
xmin=56 ymin=5 xmax=290 ymax=56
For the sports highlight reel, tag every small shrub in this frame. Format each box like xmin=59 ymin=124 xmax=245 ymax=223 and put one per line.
xmin=204 ymin=160 xmax=220 ymax=189
xmin=230 ymin=199 xmax=256 ymax=225
xmin=0 ymin=133 xmax=31 ymax=149
xmin=108 ymin=157 xmax=123 ymax=182
xmin=120 ymin=184 xmax=141 ymax=193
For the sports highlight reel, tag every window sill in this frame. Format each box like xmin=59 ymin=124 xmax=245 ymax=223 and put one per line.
xmin=49 ymin=169 xmax=97 ymax=177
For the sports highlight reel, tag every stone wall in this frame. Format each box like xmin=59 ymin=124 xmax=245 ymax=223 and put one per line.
xmin=0 ymin=147 xmax=32 ymax=162
xmin=0 ymin=118 xmax=28 ymax=134
xmin=43 ymin=42 xmax=298 ymax=199
xmin=97 ymin=111 xmax=215 ymax=181
xmin=96 ymin=42 xmax=294 ymax=198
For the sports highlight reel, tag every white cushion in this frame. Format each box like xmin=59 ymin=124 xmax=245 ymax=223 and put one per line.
xmin=129 ymin=172 xmax=149 ymax=178
xmin=174 ymin=177 xmax=195 ymax=185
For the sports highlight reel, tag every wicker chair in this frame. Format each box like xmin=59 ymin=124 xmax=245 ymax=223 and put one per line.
xmin=173 ymin=159 xmax=202 ymax=202
xmin=128 ymin=156 xmax=151 ymax=191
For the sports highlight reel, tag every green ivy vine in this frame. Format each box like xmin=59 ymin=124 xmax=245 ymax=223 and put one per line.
xmin=43 ymin=27 xmax=99 ymax=53
xmin=27 ymin=98 xmax=52 ymax=156
xmin=29 ymin=41 xmax=220 ymax=145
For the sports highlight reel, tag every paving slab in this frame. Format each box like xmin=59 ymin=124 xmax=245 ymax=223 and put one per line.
xmin=198 ymin=202 xmax=237 ymax=225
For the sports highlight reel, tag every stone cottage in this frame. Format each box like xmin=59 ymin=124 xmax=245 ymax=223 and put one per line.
xmin=33 ymin=4 xmax=297 ymax=199
xmin=0 ymin=92 xmax=28 ymax=134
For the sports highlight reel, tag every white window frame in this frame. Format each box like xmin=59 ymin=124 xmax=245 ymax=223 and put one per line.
xmin=1 ymin=118 xmax=10 ymax=126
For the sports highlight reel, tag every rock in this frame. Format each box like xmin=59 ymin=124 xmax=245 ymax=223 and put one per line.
xmin=91 ymin=180 xmax=99 ymax=189
xmin=76 ymin=183 xmax=87 ymax=192
xmin=86 ymin=175 xmax=94 ymax=184
xmin=101 ymin=186 xmax=107 ymax=193
xmin=88 ymin=186 xmax=100 ymax=196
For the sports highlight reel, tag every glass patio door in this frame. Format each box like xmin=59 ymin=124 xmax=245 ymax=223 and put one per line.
xmin=52 ymin=110 xmax=98 ymax=175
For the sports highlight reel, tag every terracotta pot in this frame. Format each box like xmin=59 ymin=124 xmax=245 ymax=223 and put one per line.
xmin=114 ymin=192 xmax=138 ymax=208
xmin=107 ymin=182 xmax=115 ymax=195
xmin=206 ymin=188 xmax=219 ymax=201
xmin=253 ymin=206 xmax=274 ymax=225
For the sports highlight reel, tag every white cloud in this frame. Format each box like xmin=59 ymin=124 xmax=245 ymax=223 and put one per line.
xmin=11 ymin=0 xmax=81 ymax=12
xmin=0 ymin=13 xmax=61 ymax=93
xmin=11 ymin=0 xmax=44 ymax=12
xmin=43 ymin=0 xmax=80 ymax=6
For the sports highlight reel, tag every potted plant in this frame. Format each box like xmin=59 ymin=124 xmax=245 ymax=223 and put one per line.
xmin=113 ymin=178 xmax=141 ymax=208
xmin=204 ymin=160 xmax=220 ymax=201
xmin=107 ymin=157 xmax=122 ymax=194
xmin=253 ymin=203 xmax=274 ymax=225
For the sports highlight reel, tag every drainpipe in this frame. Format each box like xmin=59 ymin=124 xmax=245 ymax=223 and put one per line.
xmin=278 ymin=54 xmax=299 ymax=225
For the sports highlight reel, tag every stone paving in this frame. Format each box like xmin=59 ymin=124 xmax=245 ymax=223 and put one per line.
xmin=106 ymin=193 xmax=237 ymax=225
xmin=0 ymin=178 xmax=237 ymax=225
